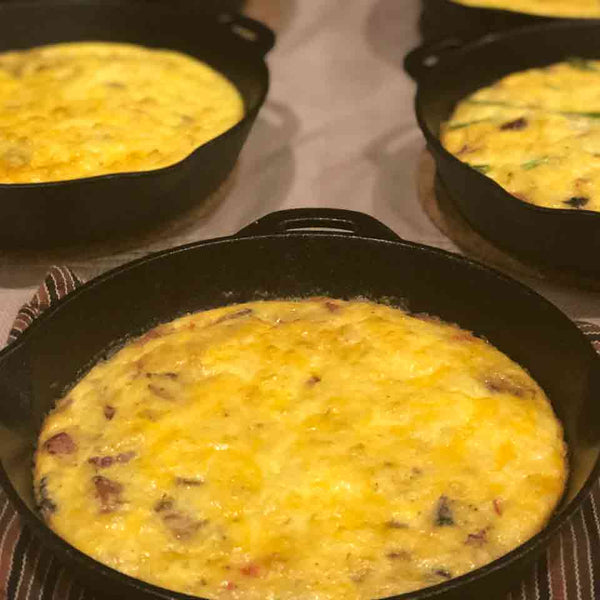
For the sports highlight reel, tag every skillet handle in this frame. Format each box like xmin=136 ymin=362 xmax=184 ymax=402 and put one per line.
xmin=218 ymin=13 xmax=275 ymax=56
xmin=404 ymin=38 xmax=463 ymax=81
xmin=237 ymin=208 xmax=402 ymax=242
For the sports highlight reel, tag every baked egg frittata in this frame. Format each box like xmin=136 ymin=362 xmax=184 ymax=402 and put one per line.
xmin=0 ymin=41 xmax=244 ymax=183
xmin=34 ymin=299 xmax=567 ymax=600
xmin=441 ymin=59 xmax=600 ymax=211
xmin=451 ymin=0 xmax=600 ymax=18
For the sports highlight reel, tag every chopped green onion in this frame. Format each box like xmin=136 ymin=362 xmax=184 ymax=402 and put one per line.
xmin=567 ymin=57 xmax=599 ymax=72
xmin=562 ymin=111 xmax=600 ymax=119
xmin=521 ymin=157 xmax=549 ymax=170
xmin=471 ymin=164 xmax=491 ymax=174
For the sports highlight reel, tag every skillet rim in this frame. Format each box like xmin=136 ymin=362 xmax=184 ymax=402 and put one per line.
xmin=0 ymin=0 xmax=273 ymax=189
xmin=1 ymin=219 xmax=599 ymax=599
xmin=435 ymin=0 xmax=600 ymax=20
xmin=413 ymin=20 xmax=600 ymax=221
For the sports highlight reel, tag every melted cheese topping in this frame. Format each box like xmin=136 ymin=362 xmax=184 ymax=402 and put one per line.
xmin=34 ymin=299 xmax=566 ymax=600
xmin=441 ymin=59 xmax=600 ymax=211
xmin=0 ymin=42 xmax=244 ymax=183
xmin=451 ymin=0 xmax=600 ymax=18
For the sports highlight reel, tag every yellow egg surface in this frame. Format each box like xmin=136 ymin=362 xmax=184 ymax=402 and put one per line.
xmin=34 ymin=299 xmax=567 ymax=600
xmin=441 ymin=59 xmax=600 ymax=211
xmin=0 ymin=41 xmax=244 ymax=183
xmin=450 ymin=0 xmax=600 ymax=18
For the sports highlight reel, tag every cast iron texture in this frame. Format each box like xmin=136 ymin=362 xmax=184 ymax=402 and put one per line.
xmin=0 ymin=1 xmax=273 ymax=248
xmin=419 ymin=0 xmax=594 ymax=45
xmin=405 ymin=22 xmax=600 ymax=278
xmin=0 ymin=208 xmax=598 ymax=599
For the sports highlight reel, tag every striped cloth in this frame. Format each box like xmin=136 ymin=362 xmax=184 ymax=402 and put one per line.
xmin=1 ymin=266 xmax=600 ymax=599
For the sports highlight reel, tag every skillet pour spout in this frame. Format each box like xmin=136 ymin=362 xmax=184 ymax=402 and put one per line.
xmin=0 ymin=208 xmax=599 ymax=599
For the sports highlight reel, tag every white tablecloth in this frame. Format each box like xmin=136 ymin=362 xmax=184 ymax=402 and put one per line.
xmin=0 ymin=0 xmax=598 ymax=342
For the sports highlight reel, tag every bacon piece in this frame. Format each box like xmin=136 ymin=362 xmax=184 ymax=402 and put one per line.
xmin=435 ymin=496 xmax=454 ymax=526
xmin=88 ymin=451 xmax=135 ymax=469
xmin=93 ymin=476 xmax=123 ymax=512
xmin=466 ymin=529 xmax=488 ymax=546
xmin=103 ymin=405 xmax=116 ymax=420
xmin=154 ymin=495 xmax=174 ymax=512
xmin=500 ymin=117 xmax=527 ymax=131
xmin=154 ymin=495 xmax=208 ymax=539
xmin=434 ymin=569 xmax=452 ymax=579
xmin=43 ymin=432 xmax=76 ymax=455
xmin=88 ymin=456 xmax=114 ymax=468
xmin=162 ymin=511 xmax=208 ymax=540
xmin=306 ymin=375 xmax=321 ymax=386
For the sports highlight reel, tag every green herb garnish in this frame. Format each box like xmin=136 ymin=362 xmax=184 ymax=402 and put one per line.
xmin=521 ymin=157 xmax=549 ymax=170
xmin=471 ymin=164 xmax=491 ymax=174
xmin=562 ymin=111 xmax=600 ymax=119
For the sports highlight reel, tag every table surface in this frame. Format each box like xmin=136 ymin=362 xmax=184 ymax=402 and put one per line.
xmin=0 ymin=0 xmax=599 ymax=341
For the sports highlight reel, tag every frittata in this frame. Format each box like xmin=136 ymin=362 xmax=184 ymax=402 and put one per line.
xmin=34 ymin=299 xmax=567 ymax=600
xmin=0 ymin=42 xmax=244 ymax=183
xmin=451 ymin=0 xmax=600 ymax=18
xmin=441 ymin=59 xmax=600 ymax=211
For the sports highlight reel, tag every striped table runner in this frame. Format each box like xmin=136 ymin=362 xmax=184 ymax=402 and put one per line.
xmin=1 ymin=266 xmax=599 ymax=600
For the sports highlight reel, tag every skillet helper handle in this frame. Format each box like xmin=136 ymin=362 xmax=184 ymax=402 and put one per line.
xmin=404 ymin=37 xmax=463 ymax=81
xmin=237 ymin=208 xmax=402 ymax=242
xmin=218 ymin=13 xmax=275 ymax=56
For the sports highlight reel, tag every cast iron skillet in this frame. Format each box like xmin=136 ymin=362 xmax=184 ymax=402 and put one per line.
xmin=0 ymin=1 xmax=273 ymax=248
xmin=405 ymin=22 xmax=600 ymax=278
xmin=0 ymin=207 xmax=598 ymax=599
xmin=418 ymin=0 xmax=596 ymax=44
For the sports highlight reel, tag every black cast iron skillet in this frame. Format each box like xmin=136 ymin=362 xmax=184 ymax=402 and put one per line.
xmin=0 ymin=208 xmax=598 ymax=599
xmin=405 ymin=22 xmax=600 ymax=278
xmin=0 ymin=1 xmax=273 ymax=248
xmin=419 ymin=0 xmax=597 ymax=45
